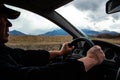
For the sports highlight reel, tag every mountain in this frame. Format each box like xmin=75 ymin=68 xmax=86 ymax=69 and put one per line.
xmin=9 ymin=30 xmax=26 ymax=36
xmin=42 ymin=29 xmax=119 ymax=36
xmin=100 ymin=30 xmax=119 ymax=35
xmin=42 ymin=29 xmax=69 ymax=36
xmin=82 ymin=29 xmax=120 ymax=36
xmin=81 ymin=29 xmax=100 ymax=36
xmin=9 ymin=29 xmax=119 ymax=36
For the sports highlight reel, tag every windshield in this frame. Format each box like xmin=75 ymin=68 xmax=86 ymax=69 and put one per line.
xmin=5 ymin=5 xmax=73 ymax=50
xmin=5 ymin=0 xmax=120 ymax=50
xmin=56 ymin=0 xmax=120 ymax=45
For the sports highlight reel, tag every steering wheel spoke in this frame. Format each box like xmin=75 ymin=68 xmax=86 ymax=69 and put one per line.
xmin=63 ymin=37 xmax=94 ymax=60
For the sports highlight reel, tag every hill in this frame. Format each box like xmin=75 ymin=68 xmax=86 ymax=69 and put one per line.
xmin=9 ymin=30 xmax=26 ymax=36
xmin=9 ymin=29 xmax=120 ymax=37
xmin=42 ymin=29 xmax=119 ymax=36
xmin=42 ymin=29 xmax=69 ymax=36
xmin=96 ymin=33 xmax=120 ymax=38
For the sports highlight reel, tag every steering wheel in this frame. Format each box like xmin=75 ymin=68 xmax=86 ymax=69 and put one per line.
xmin=116 ymin=67 xmax=120 ymax=80
xmin=63 ymin=37 xmax=95 ymax=60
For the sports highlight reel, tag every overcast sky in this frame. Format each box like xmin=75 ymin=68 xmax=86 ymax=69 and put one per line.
xmin=7 ymin=0 xmax=120 ymax=35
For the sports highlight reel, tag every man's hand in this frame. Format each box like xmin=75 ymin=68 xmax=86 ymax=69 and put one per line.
xmin=78 ymin=45 xmax=105 ymax=71
xmin=59 ymin=42 xmax=74 ymax=55
xmin=49 ymin=42 xmax=74 ymax=59
xmin=86 ymin=45 xmax=105 ymax=65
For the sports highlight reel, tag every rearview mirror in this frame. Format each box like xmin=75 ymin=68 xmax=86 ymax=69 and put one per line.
xmin=106 ymin=0 xmax=120 ymax=14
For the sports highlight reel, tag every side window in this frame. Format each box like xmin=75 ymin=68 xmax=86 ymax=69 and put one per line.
xmin=6 ymin=8 xmax=72 ymax=50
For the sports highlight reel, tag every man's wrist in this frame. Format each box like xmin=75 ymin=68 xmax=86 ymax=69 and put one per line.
xmin=77 ymin=57 xmax=98 ymax=71
xmin=58 ymin=51 xmax=63 ymax=56
xmin=49 ymin=51 xmax=62 ymax=59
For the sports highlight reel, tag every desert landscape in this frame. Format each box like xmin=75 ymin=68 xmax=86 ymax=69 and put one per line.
xmin=6 ymin=35 xmax=72 ymax=50
xmin=6 ymin=35 xmax=120 ymax=51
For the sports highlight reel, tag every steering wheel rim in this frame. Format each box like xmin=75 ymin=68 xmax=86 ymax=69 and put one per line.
xmin=69 ymin=37 xmax=95 ymax=48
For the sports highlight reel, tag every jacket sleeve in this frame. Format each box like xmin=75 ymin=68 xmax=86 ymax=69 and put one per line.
xmin=0 ymin=59 xmax=86 ymax=80
xmin=11 ymin=48 xmax=50 ymax=66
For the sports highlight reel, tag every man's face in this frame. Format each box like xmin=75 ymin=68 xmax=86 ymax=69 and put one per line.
xmin=0 ymin=14 xmax=12 ymax=43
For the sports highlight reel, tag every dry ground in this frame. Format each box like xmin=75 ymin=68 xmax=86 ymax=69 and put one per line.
xmin=6 ymin=35 xmax=120 ymax=50
xmin=6 ymin=35 xmax=72 ymax=50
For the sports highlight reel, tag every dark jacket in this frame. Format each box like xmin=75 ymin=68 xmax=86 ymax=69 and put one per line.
xmin=0 ymin=44 xmax=86 ymax=80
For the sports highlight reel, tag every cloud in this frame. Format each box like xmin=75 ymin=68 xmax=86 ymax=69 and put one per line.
xmin=109 ymin=24 xmax=120 ymax=33
xmin=71 ymin=0 xmax=105 ymax=23
xmin=111 ymin=13 xmax=120 ymax=20
xmin=72 ymin=0 xmax=120 ymax=21
xmin=9 ymin=8 xmax=59 ymax=35
xmin=7 ymin=0 xmax=120 ymax=34
xmin=73 ymin=0 xmax=105 ymax=12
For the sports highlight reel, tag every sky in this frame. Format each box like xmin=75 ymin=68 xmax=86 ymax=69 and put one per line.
xmin=7 ymin=0 xmax=120 ymax=35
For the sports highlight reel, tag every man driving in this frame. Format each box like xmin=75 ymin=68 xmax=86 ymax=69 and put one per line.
xmin=0 ymin=2 xmax=105 ymax=80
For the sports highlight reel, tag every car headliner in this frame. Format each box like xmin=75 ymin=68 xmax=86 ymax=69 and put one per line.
xmin=2 ymin=0 xmax=73 ymax=13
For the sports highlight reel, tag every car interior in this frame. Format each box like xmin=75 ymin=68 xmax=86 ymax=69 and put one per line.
xmin=2 ymin=0 xmax=120 ymax=80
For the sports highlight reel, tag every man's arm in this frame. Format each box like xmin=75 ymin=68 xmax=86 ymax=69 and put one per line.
xmin=49 ymin=43 xmax=105 ymax=72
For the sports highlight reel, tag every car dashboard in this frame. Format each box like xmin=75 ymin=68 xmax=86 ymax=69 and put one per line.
xmin=93 ymin=40 xmax=120 ymax=64
xmin=88 ymin=40 xmax=120 ymax=80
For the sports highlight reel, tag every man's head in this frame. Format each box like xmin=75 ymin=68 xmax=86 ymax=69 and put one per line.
xmin=0 ymin=3 xmax=20 ymax=44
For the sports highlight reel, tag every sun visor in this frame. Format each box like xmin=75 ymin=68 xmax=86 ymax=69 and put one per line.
xmin=2 ymin=0 xmax=73 ymax=12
